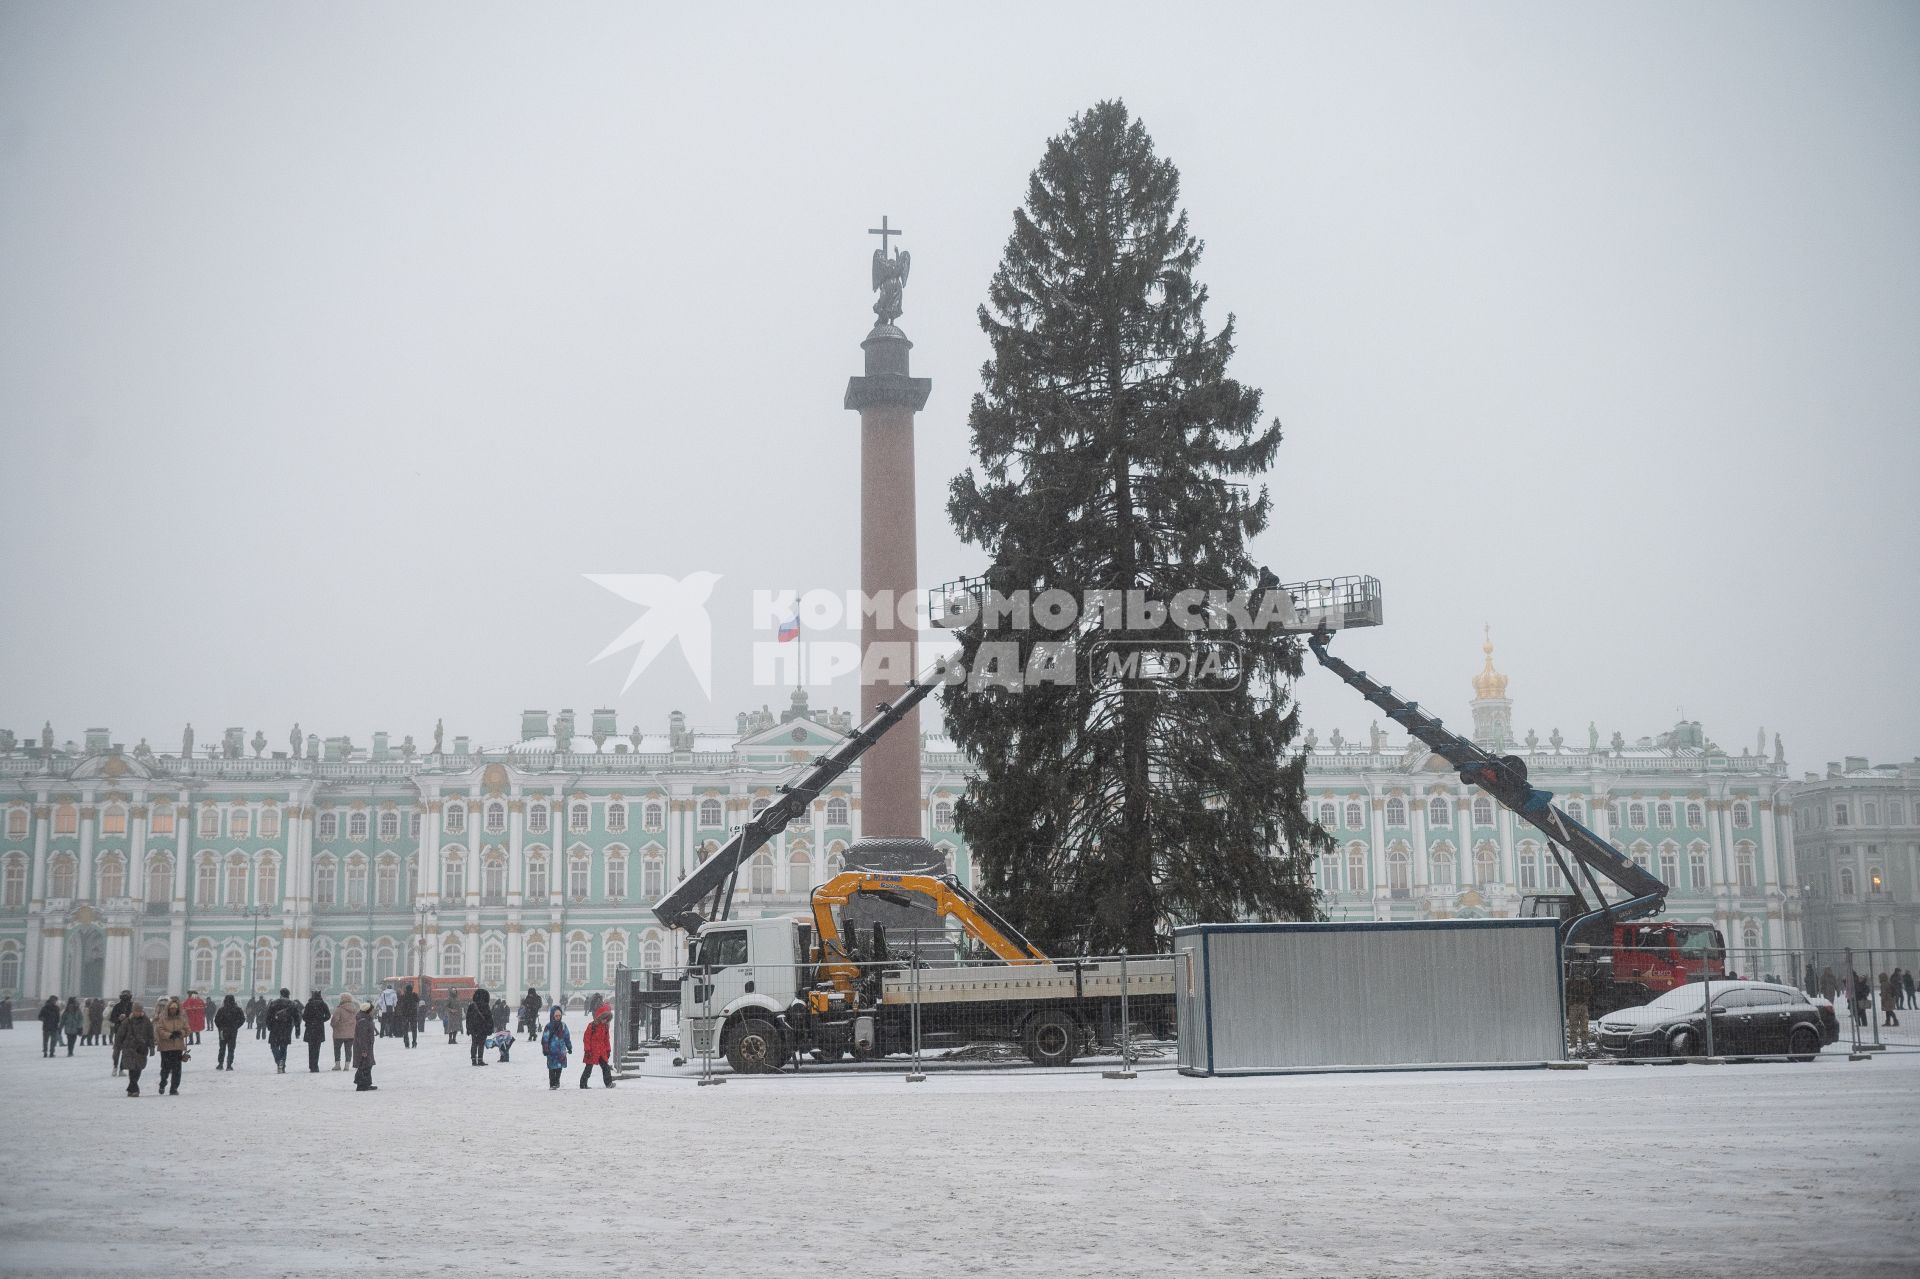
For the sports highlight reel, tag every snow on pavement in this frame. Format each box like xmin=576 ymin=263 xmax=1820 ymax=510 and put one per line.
xmin=1 ymin=1014 xmax=1916 ymax=1278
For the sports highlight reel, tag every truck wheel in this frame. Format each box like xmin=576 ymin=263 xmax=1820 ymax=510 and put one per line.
xmin=1024 ymin=1011 xmax=1080 ymax=1067
xmin=1787 ymin=1026 xmax=1822 ymax=1060
xmin=722 ymin=1018 xmax=786 ymax=1073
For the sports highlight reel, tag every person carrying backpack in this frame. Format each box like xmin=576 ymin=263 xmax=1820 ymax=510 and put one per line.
xmin=540 ymin=1006 xmax=572 ymax=1090
xmin=265 ymin=987 xmax=299 ymax=1073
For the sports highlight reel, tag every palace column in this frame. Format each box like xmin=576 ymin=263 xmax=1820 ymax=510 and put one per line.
xmin=506 ymin=799 xmax=525 ymax=996
xmin=76 ymin=796 xmax=96 ymax=901
xmin=23 ymin=798 xmax=49 ymax=994
xmin=1409 ymin=801 xmax=1429 ymax=890
xmin=170 ymin=794 xmax=192 ymax=993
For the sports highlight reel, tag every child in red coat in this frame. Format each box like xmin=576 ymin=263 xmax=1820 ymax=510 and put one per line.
xmin=580 ymin=1005 xmax=616 ymax=1089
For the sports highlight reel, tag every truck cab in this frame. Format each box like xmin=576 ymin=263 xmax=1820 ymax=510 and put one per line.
xmin=681 ymin=916 xmax=807 ymax=1064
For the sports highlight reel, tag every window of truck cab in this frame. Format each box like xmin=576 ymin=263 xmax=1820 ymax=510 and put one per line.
xmin=698 ymin=930 xmax=750 ymax=969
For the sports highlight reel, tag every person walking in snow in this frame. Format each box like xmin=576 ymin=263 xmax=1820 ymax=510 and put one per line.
xmin=38 ymin=995 xmax=61 ymax=1057
xmin=247 ymin=993 xmax=268 ymax=1038
xmin=84 ymin=996 xmax=105 ymax=1045
xmin=60 ymin=996 xmax=84 ymax=1056
xmin=265 ymin=987 xmax=299 ymax=1073
xmin=353 ymin=1002 xmax=378 ymax=1091
xmin=108 ymin=990 xmax=132 ymax=1073
xmin=153 ymin=997 xmax=189 ymax=1096
xmin=213 ymin=994 xmax=245 ymax=1070
xmin=520 ymin=987 xmax=542 ymax=1040
xmin=441 ymin=994 xmax=459 ymax=1044
xmin=1879 ymin=973 xmax=1900 ymax=1027
xmin=580 ymin=1004 xmax=615 ymax=1089
xmin=541 ymin=1005 xmax=572 ymax=1090
xmin=331 ymin=992 xmax=359 ymax=1070
xmin=183 ymin=990 xmax=206 ymax=1045
xmin=491 ymin=995 xmax=511 ymax=1034
xmin=117 ymin=1002 xmax=154 ymax=1097
xmin=397 ymin=982 xmax=420 ymax=1048
xmin=465 ymin=988 xmax=494 ymax=1066
xmin=301 ymin=990 xmax=330 ymax=1072
xmin=1904 ymin=968 xmax=1916 ymax=1011
xmin=0 ymin=994 xmax=13 ymax=1029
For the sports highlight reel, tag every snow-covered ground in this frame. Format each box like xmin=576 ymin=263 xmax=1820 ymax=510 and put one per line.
xmin=1 ymin=1015 xmax=1915 ymax=1278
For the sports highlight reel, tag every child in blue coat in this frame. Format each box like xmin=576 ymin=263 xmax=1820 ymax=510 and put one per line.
xmin=487 ymin=1029 xmax=514 ymax=1062
xmin=540 ymin=1005 xmax=572 ymax=1090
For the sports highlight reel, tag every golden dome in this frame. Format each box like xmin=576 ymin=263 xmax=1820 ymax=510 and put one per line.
xmin=1472 ymin=625 xmax=1509 ymax=700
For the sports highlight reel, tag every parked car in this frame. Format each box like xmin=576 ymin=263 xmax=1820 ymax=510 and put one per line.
xmin=1595 ymin=981 xmax=1839 ymax=1059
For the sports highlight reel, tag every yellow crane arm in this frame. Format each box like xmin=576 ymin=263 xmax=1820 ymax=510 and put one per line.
xmin=807 ymin=871 xmax=1050 ymax=972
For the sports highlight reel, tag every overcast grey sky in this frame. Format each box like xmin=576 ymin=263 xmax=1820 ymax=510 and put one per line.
xmin=2 ymin=2 xmax=1915 ymax=772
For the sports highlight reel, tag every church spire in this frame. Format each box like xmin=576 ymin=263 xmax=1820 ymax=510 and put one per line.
xmin=1470 ymin=625 xmax=1513 ymax=749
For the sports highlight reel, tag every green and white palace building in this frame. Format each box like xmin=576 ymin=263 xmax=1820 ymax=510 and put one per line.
xmin=0 ymin=641 xmax=1806 ymax=1002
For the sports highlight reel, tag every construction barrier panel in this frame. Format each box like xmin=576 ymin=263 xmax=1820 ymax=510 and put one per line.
xmin=1175 ymin=918 xmax=1565 ymax=1075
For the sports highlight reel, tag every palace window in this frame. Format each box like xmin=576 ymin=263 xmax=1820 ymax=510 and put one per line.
xmin=1384 ymin=798 xmax=1406 ymax=827
xmin=374 ymin=942 xmax=396 ymax=985
xmin=1628 ymin=804 xmax=1646 ymax=828
xmin=1431 ymin=848 xmax=1456 ymax=886
xmin=751 ymin=850 xmax=774 ymax=895
xmin=1317 ymin=803 xmax=1337 ymax=828
xmin=1429 ymin=797 xmax=1450 ymax=828
xmin=699 ymin=798 xmax=724 ymax=828
xmin=1654 ymin=803 xmax=1673 ymax=827
xmin=1344 ymin=802 xmax=1364 ymax=829
xmin=642 ymin=852 xmax=664 ymax=900
xmin=604 ymin=934 xmax=627 ymax=979
xmin=607 ymin=803 xmax=627 ymax=834
xmin=570 ymin=804 xmax=591 ymax=833
xmin=825 ymin=798 xmax=848 ymax=826
xmin=345 ymin=856 xmax=368 ymax=908
xmin=485 ymin=803 xmax=506 ymax=835
xmin=197 ymin=807 xmax=218 ymax=838
xmin=151 ymin=805 xmax=174 ymax=836
xmin=1566 ymin=800 xmax=1585 ymax=824
xmin=1863 ymin=802 xmax=1879 ymax=825
xmin=1659 ymin=846 xmax=1678 ymax=887
xmin=102 ymin=805 xmax=128 ymax=835
xmin=1388 ymin=849 xmax=1411 ymax=892
xmin=259 ymin=808 xmax=280 ymax=838
xmin=444 ymin=805 xmax=466 ymax=835
xmin=342 ymin=942 xmax=365 ymax=991
xmin=318 ymin=813 xmax=338 ymax=840
xmin=1346 ymin=844 xmax=1367 ymax=892
xmin=377 ymin=857 xmax=399 ymax=907
xmin=348 ymin=812 xmax=369 ymax=840
xmin=443 ymin=852 xmax=466 ymax=900
xmin=1834 ymin=803 xmax=1850 ymax=826
xmin=142 ymin=943 xmax=168 ymax=992
xmin=195 ymin=855 xmax=217 ymax=906
xmin=226 ymin=855 xmax=249 ymax=905
xmin=6 ymin=807 xmax=27 ymax=838
xmin=1684 ymin=803 xmax=1703 ymax=827
xmin=1630 ymin=844 xmax=1651 ymax=874
xmin=1474 ymin=845 xmax=1497 ymax=886
xmin=315 ymin=858 xmax=337 ymax=907
xmin=1839 ymin=866 xmax=1856 ymax=896
xmin=312 ymin=945 xmax=334 ymax=989
xmin=1742 ymin=921 xmax=1761 ymax=952
xmin=439 ymin=935 xmax=462 ymax=977
xmin=606 ymin=849 xmax=628 ymax=901
xmin=525 ymin=935 xmax=548 ymax=979
xmin=0 ymin=944 xmax=17 ymax=992
xmin=527 ymin=805 xmax=549 ymax=834
xmin=4 ymin=855 xmax=27 ymax=906
xmin=481 ymin=938 xmax=505 ymax=989
xmin=1869 ymin=865 xmax=1884 ymax=893
xmin=826 ymin=849 xmax=846 ymax=879
xmin=1689 ymin=849 xmax=1709 ymax=891
xmin=230 ymin=808 xmax=251 ymax=839
xmin=932 ymin=801 xmax=954 ymax=831
xmin=568 ymin=853 xmax=591 ymax=901
xmin=642 ymin=935 xmax=663 ymax=969
xmin=643 ymin=803 xmax=665 ymax=832
xmin=406 ymin=857 xmax=418 ymax=903
xmin=788 ymin=849 xmax=811 ymax=895
xmin=379 ymin=811 xmax=399 ymax=840
xmin=567 ymin=936 xmax=590 ymax=987
xmin=527 ymin=851 xmax=549 ymax=899
xmin=1472 ymin=798 xmax=1494 ymax=827
xmin=193 ymin=944 xmax=215 ymax=988
xmin=1517 ymin=845 xmax=1538 ymax=890
xmin=98 ymin=853 xmax=126 ymax=899
xmin=53 ymin=804 xmax=78 ymax=836
xmin=482 ymin=853 xmax=506 ymax=903
xmin=222 ymin=947 xmax=244 ymax=988
xmin=409 ymin=811 xmax=421 ymax=838
xmin=1888 ymin=801 xmax=1906 ymax=826
xmin=254 ymin=942 xmax=275 ymax=990
xmin=1736 ymin=845 xmax=1757 ymax=890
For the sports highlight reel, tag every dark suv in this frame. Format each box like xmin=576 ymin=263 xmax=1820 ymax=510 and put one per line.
xmin=1595 ymin=981 xmax=1839 ymax=1059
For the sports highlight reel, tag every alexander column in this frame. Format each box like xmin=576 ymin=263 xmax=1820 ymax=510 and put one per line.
xmin=843 ymin=217 xmax=940 ymax=889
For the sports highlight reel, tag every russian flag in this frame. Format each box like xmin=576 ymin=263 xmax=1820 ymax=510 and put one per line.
xmin=778 ymin=610 xmax=801 ymax=643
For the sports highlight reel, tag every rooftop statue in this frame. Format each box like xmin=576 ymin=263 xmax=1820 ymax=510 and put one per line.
xmin=869 ymin=215 xmax=910 ymax=326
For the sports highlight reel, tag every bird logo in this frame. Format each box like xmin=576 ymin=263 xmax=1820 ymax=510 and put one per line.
xmin=585 ymin=572 xmax=722 ymax=697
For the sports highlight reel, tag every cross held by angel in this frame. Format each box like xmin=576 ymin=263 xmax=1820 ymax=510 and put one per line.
xmin=870 ymin=215 xmax=910 ymax=326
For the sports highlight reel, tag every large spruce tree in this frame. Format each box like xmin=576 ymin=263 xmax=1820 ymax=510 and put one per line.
xmin=945 ymin=101 xmax=1325 ymax=954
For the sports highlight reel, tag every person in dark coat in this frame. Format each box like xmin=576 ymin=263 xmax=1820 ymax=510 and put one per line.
xmin=301 ymin=991 xmax=330 ymax=1072
xmin=520 ymin=988 xmax=542 ymax=1040
xmin=464 ymin=988 xmax=494 ymax=1066
xmin=247 ymin=993 xmax=268 ymax=1038
xmin=38 ymin=995 xmax=61 ymax=1057
xmin=396 ymin=983 xmax=421 ymax=1049
xmin=213 ymin=994 xmax=245 ymax=1070
xmin=0 ymin=995 xmax=13 ymax=1029
xmin=84 ymin=996 xmax=105 ymax=1044
xmin=266 ymin=987 xmax=299 ymax=1072
xmin=60 ymin=996 xmax=84 ymax=1055
xmin=353 ymin=1002 xmax=377 ymax=1091
xmin=491 ymin=996 xmax=511 ymax=1033
xmin=441 ymin=995 xmax=459 ymax=1044
xmin=117 ymin=1002 xmax=155 ymax=1096
xmin=108 ymin=991 xmax=132 ymax=1073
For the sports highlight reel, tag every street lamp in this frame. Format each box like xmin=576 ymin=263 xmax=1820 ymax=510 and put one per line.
xmin=241 ymin=903 xmax=275 ymax=999
xmin=412 ymin=902 xmax=438 ymax=979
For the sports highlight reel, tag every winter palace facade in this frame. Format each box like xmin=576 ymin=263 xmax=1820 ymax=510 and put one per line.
xmin=1 ymin=643 xmax=1808 ymax=1002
